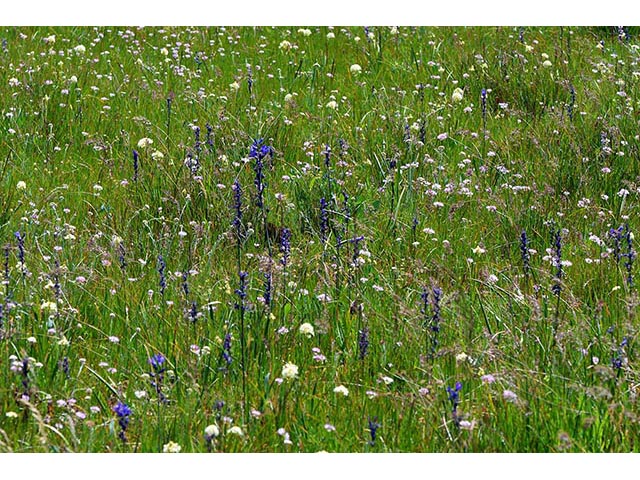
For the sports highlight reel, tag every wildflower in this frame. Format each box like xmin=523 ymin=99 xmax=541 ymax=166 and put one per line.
xmin=137 ymin=137 xmax=153 ymax=149
xmin=149 ymin=353 xmax=165 ymax=371
xmin=279 ymin=40 xmax=292 ymax=51
xmin=333 ymin=385 xmax=349 ymax=396
xmin=60 ymin=356 xmax=70 ymax=379
xmin=249 ymin=139 xmax=272 ymax=209
xmin=380 ymin=375 xmax=394 ymax=385
xmin=366 ymin=390 xmax=378 ymax=399
xmin=451 ymin=87 xmax=464 ymax=103
xmin=281 ymin=362 xmax=299 ymax=380
xmin=280 ymin=228 xmax=291 ymax=267
xmin=609 ymin=226 xmax=624 ymax=264
xmin=14 ymin=231 xmax=25 ymax=276
xmin=43 ymin=35 xmax=56 ymax=44
xmin=568 ymin=84 xmax=576 ymax=120
xmin=426 ymin=286 xmax=442 ymax=356
xmin=132 ymin=150 xmax=139 ymax=182
xmin=277 ymin=428 xmax=293 ymax=444
xmin=73 ymin=44 xmax=86 ymax=55
xmin=310 ymin=346 xmax=326 ymax=362
xmin=326 ymin=100 xmax=338 ymax=109
xmin=149 ymin=354 xmax=167 ymax=403
xmin=151 ymin=150 xmax=164 ymax=162
xmin=228 ymin=426 xmax=244 ymax=436
xmin=481 ymin=374 xmax=496 ymax=384
xmin=299 ymin=322 xmax=315 ymax=338
xmin=230 ymin=81 xmax=240 ymax=91
xmin=262 ymin=272 xmax=273 ymax=309
xmin=455 ymin=352 xmax=468 ymax=362
xmin=5 ymin=412 xmax=18 ymax=418
xmin=163 ymin=441 xmax=182 ymax=453
xmin=350 ymin=64 xmax=362 ymax=75
xmin=232 ymin=180 xmax=243 ymax=235
xmin=297 ymin=28 xmax=312 ymax=37
xmin=358 ymin=328 xmax=369 ymax=360
xmin=472 ymin=245 xmax=486 ymax=255
xmin=459 ymin=420 xmax=476 ymax=430
xmin=520 ymin=230 xmax=531 ymax=277
xmin=41 ymin=300 xmax=58 ymax=313
xmin=327 ymin=32 xmax=335 ymax=39
xmin=542 ymin=60 xmax=553 ymax=68
xmin=503 ymin=390 xmax=518 ymax=403
xmin=18 ymin=358 xmax=30 ymax=398
xmin=16 ymin=181 xmax=26 ymax=190
xmin=368 ymin=417 xmax=380 ymax=446
xmin=446 ymin=381 xmax=463 ymax=422
xmin=623 ymin=225 xmax=635 ymax=286
xmin=113 ymin=401 xmax=132 ymax=441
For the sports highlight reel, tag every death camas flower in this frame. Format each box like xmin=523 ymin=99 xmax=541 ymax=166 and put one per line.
xmin=333 ymin=385 xmax=349 ymax=396
xmin=282 ymin=362 xmax=299 ymax=380
xmin=452 ymin=87 xmax=464 ymax=103
xmin=298 ymin=322 xmax=315 ymax=338
xmin=137 ymin=137 xmax=153 ymax=149
xmin=205 ymin=424 xmax=220 ymax=440
xmin=228 ymin=426 xmax=244 ymax=436
xmin=163 ymin=441 xmax=182 ymax=453
xmin=350 ymin=64 xmax=362 ymax=74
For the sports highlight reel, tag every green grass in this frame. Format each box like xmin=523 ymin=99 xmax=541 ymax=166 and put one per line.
xmin=1 ymin=26 xmax=639 ymax=453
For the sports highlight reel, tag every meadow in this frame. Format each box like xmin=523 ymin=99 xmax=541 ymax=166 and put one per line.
xmin=0 ymin=26 xmax=639 ymax=453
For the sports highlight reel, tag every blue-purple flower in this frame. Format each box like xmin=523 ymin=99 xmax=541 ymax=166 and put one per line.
xmin=113 ymin=401 xmax=132 ymax=441
xmin=368 ymin=417 xmax=381 ymax=446
xmin=447 ymin=381 xmax=462 ymax=414
xmin=149 ymin=353 xmax=166 ymax=371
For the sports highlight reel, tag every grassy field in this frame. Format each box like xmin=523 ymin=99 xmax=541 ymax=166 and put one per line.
xmin=0 ymin=26 xmax=639 ymax=453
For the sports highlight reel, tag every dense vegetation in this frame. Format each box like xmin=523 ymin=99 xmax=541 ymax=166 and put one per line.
xmin=1 ymin=26 xmax=640 ymax=452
